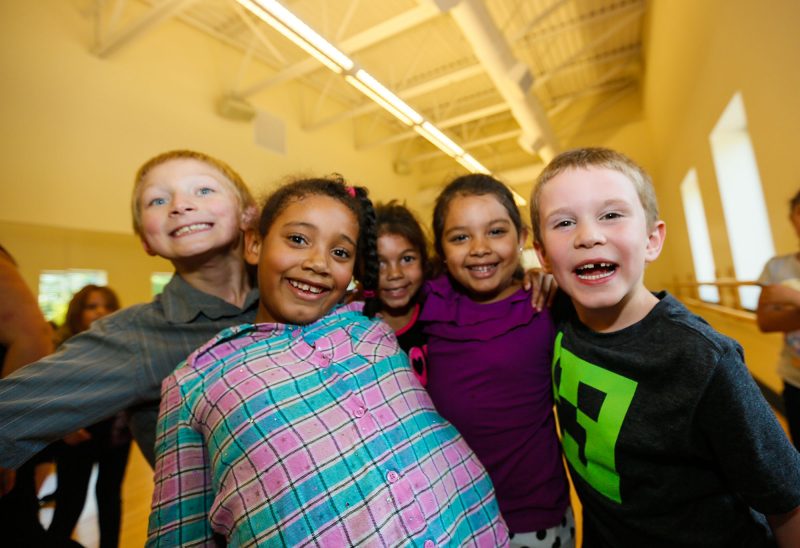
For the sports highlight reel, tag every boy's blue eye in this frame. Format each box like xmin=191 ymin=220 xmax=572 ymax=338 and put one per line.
xmin=198 ymin=187 xmax=214 ymax=196
xmin=148 ymin=197 xmax=166 ymax=207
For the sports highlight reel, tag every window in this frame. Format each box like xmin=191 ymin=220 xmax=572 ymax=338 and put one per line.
xmin=709 ymin=93 xmax=774 ymax=310
xmin=151 ymin=272 xmax=173 ymax=296
xmin=38 ymin=270 xmax=108 ymax=323
xmin=680 ymin=169 xmax=719 ymax=303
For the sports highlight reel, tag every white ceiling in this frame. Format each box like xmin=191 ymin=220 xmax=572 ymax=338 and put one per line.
xmin=88 ymin=0 xmax=647 ymax=185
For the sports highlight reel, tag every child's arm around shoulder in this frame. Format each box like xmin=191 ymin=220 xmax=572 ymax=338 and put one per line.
xmin=757 ymin=282 xmax=800 ymax=333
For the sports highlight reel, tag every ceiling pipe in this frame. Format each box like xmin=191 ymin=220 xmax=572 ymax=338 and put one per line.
xmin=439 ymin=0 xmax=559 ymax=162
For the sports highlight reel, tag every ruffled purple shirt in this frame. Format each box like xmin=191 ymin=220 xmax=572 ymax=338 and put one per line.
xmin=420 ymin=275 xmax=570 ymax=533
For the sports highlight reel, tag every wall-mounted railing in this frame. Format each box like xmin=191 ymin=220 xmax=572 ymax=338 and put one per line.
xmin=671 ymin=277 xmax=759 ymax=320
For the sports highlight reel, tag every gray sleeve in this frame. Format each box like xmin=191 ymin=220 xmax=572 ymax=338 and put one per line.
xmin=697 ymin=343 xmax=800 ymax=514
xmin=0 ymin=311 xmax=143 ymax=468
xmin=757 ymin=257 xmax=777 ymax=286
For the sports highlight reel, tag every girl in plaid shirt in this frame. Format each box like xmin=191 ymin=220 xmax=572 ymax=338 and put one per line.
xmin=147 ymin=177 xmax=509 ymax=547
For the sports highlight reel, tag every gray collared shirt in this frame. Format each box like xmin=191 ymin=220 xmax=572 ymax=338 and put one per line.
xmin=0 ymin=274 xmax=259 ymax=468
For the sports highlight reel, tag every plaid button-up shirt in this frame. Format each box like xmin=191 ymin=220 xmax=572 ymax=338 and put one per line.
xmin=147 ymin=302 xmax=508 ymax=547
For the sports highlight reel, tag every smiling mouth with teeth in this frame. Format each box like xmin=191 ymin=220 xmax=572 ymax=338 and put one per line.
xmin=172 ymin=223 xmax=212 ymax=237
xmin=467 ymin=264 xmax=496 ymax=272
xmin=288 ymin=279 xmax=326 ymax=295
xmin=575 ymin=262 xmax=617 ymax=280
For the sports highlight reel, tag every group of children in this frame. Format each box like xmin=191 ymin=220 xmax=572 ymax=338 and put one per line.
xmin=0 ymin=146 xmax=799 ymax=546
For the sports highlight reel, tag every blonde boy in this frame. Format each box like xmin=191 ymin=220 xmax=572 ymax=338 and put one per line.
xmin=0 ymin=150 xmax=260 ymax=468
xmin=531 ymin=147 xmax=800 ymax=547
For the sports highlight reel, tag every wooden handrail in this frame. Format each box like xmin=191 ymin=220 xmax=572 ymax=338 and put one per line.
xmin=671 ymin=277 xmax=760 ymax=313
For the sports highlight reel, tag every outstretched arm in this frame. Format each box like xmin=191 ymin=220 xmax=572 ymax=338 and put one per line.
xmin=756 ymin=284 xmax=800 ymax=333
xmin=0 ymin=250 xmax=52 ymax=378
xmin=0 ymin=314 xmax=143 ymax=468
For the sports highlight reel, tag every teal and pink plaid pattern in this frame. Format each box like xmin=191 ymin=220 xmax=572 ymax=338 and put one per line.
xmin=147 ymin=303 xmax=508 ymax=546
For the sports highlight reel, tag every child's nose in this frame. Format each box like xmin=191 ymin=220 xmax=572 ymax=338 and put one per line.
xmin=469 ymin=236 xmax=491 ymax=256
xmin=302 ymin=249 xmax=330 ymax=274
xmin=170 ymin=194 xmax=197 ymax=214
xmin=574 ymin=223 xmax=605 ymax=248
xmin=386 ymin=263 xmax=403 ymax=279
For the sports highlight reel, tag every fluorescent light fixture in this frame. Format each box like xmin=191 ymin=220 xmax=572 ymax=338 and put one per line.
xmin=237 ymin=0 xmax=505 ymax=183
xmin=353 ymin=70 xmax=424 ymax=125
xmin=456 ymin=153 xmax=490 ymax=174
xmin=344 ymin=74 xmax=415 ymax=127
xmin=414 ymin=122 xmax=464 ymax=157
xmin=236 ymin=0 xmax=354 ymax=73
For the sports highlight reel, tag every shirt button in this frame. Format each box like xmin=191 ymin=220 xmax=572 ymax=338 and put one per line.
xmin=424 ymin=541 xmax=435 ymax=548
xmin=352 ymin=406 xmax=366 ymax=419
xmin=386 ymin=470 xmax=399 ymax=483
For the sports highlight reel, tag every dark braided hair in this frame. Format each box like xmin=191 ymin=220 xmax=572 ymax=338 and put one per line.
xmin=258 ymin=175 xmax=380 ymax=318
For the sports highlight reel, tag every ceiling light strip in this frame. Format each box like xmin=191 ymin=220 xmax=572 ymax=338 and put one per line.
xmin=237 ymin=0 xmax=510 ymax=185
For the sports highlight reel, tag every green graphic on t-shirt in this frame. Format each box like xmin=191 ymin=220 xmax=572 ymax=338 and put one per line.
xmin=552 ymin=332 xmax=637 ymax=503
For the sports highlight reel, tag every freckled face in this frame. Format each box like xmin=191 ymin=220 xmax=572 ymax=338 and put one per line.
xmin=440 ymin=194 xmax=525 ymax=303
xmin=378 ymin=233 xmax=424 ymax=313
xmin=535 ymin=167 xmax=665 ymax=330
xmin=245 ymin=195 xmax=359 ymax=325
xmin=80 ymin=290 xmax=115 ymax=331
xmin=138 ymin=158 xmax=245 ymax=261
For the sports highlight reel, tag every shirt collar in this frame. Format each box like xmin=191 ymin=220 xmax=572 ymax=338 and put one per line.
xmin=160 ymin=274 xmax=260 ymax=324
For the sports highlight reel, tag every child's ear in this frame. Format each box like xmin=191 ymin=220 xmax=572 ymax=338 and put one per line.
xmin=645 ymin=220 xmax=667 ymax=263
xmin=244 ymin=229 xmax=262 ymax=266
xmin=140 ymin=237 xmax=157 ymax=257
xmin=533 ymin=242 xmax=552 ymax=273
xmin=517 ymin=226 xmax=529 ymax=248
xmin=240 ymin=205 xmax=259 ymax=231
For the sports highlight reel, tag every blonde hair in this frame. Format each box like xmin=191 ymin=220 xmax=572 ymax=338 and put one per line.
xmin=530 ymin=147 xmax=659 ymax=246
xmin=130 ymin=150 xmax=256 ymax=237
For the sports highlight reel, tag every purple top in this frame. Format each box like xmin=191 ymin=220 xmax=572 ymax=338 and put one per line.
xmin=420 ymin=275 xmax=570 ymax=533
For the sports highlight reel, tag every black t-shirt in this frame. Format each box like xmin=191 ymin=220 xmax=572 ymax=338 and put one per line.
xmin=394 ymin=304 xmax=428 ymax=387
xmin=553 ymin=292 xmax=800 ymax=547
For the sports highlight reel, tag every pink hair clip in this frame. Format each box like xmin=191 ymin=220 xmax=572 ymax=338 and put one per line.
xmin=362 ymin=290 xmax=376 ymax=298
xmin=346 ymin=186 xmax=357 ymax=198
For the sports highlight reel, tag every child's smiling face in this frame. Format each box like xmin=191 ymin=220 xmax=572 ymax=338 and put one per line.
xmin=440 ymin=194 xmax=526 ymax=303
xmin=246 ymin=194 xmax=359 ymax=325
xmin=377 ymin=233 xmax=424 ymax=313
xmin=138 ymin=158 xmax=247 ymax=261
xmin=535 ymin=166 xmax=665 ymax=331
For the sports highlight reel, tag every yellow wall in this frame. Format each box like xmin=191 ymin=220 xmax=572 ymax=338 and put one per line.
xmin=643 ymin=0 xmax=800 ymax=291
xmin=0 ymin=220 xmax=172 ymax=308
xmin=0 ymin=1 xmax=417 ymax=236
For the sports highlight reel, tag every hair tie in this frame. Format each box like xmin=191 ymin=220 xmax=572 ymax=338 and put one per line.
xmin=346 ymin=186 xmax=357 ymax=198
xmin=362 ymin=290 xmax=376 ymax=298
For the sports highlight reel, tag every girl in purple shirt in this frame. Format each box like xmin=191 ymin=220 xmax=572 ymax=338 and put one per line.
xmin=421 ymin=174 xmax=574 ymax=548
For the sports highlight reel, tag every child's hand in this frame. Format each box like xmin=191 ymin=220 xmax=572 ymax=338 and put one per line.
xmin=760 ymin=283 xmax=800 ymax=309
xmin=523 ymin=269 xmax=558 ymax=310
